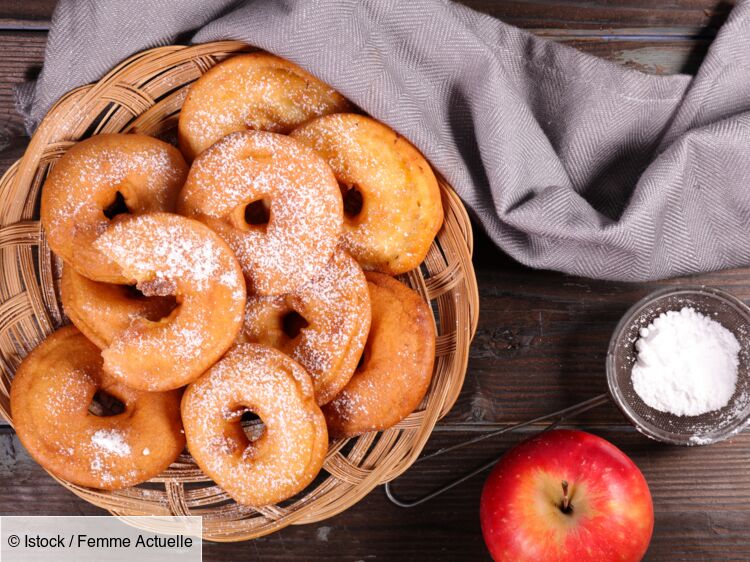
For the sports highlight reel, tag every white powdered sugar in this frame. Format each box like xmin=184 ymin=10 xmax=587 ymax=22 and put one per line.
xmin=632 ymin=307 xmax=740 ymax=416
xmin=180 ymin=130 xmax=342 ymax=295
xmin=243 ymin=248 xmax=370 ymax=403
xmin=95 ymin=213 xmax=228 ymax=291
xmin=181 ymin=344 xmax=323 ymax=503
xmin=42 ymin=136 xmax=185 ymax=250
xmin=91 ymin=429 xmax=131 ymax=456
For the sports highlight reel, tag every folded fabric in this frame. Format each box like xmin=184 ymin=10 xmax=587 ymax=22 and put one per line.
xmin=14 ymin=0 xmax=750 ymax=281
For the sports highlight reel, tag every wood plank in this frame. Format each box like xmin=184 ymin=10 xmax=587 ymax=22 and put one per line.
xmin=0 ymin=32 xmax=46 ymax=150
xmin=465 ymin=0 xmax=734 ymax=33
xmin=4 ymin=426 xmax=750 ymax=560
xmin=0 ymin=0 xmax=737 ymax=33
xmin=564 ymin=38 xmax=710 ymax=74
xmin=0 ymin=0 xmax=54 ymax=29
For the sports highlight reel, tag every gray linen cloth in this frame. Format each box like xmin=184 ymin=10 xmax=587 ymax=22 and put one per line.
xmin=14 ymin=0 xmax=750 ymax=281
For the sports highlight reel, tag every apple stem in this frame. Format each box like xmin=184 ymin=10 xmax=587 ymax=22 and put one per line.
xmin=560 ymin=480 xmax=572 ymax=513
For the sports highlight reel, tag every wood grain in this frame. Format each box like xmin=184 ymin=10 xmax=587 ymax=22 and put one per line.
xmin=0 ymin=32 xmax=45 ymax=148
xmin=0 ymin=0 xmax=737 ymax=32
xmin=0 ymin=0 xmax=53 ymax=29
xmin=466 ymin=0 xmax=734 ymax=33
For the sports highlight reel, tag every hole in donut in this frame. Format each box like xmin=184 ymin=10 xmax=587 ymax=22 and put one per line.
xmin=88 ymin=390 xmax=125 ymax=417
xmin=339 ymin=183 xmax=363 ymax=218
xmin=244 ymin=199 xmax=271 ymax=227
xmin=103 ymin=191 xmax=130 ymax=220
xmin=240 ymin=411 xmax=266 ymax=443
xmin=122 ymin=284 xmax=179 ymax=320
xmin=123 ymin=284 xmax=147 ymax=299
xmin=282 ymin=311 xmax=309 ymax=339
xmin=226 ymin=407 xmax=266 ymax=442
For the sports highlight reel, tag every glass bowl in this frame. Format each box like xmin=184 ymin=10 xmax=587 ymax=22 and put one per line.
xmin=607 ymin=286 xmax=750 ymax=446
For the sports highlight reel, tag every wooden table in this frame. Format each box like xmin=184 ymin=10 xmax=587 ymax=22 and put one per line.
xmin=2 ymin=1 xmax=748 ymax=560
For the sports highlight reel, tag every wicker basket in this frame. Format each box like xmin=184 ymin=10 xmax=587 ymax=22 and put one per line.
xmin=0 ymin=41 xmax=479 ymax=541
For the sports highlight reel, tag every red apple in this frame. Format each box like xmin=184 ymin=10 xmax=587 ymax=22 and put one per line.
xmin=480 ymin=429 xmax=653 ymax=561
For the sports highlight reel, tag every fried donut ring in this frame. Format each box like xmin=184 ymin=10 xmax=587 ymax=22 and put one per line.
xmin=10 ymin=326 xmax=185 ymax=490
xmin=178 ymin=52 xmax=351 ymax=160
xmin=93 ymin=213 xmax=246 ymax=391
xmin=243 ymin=248 xmax=371 ymax=405
xmin=61 ymin=266 xmax=176 ymax=350
xmin=40 ymin=134 xmax=188 ymax=283
xmin=323 ymin=272 xmax=436 ymax=438
xmin=291 ymin=113 xmax=443 ymax=274
xmin=181 ymin=344 xmax=328 ymax=506
xmin=178 ymin=131 xmax=343 ymax=295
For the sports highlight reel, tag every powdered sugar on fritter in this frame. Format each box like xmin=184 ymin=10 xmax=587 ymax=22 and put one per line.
xmin=42 ymin=137 xmax=185 ymax=244
xmin=181 ymin=344 xmax=325 ymax=504
xmin=91 ymin=429 xmax=132 ymax=456
xmin=94 ymin=213 xmax=246 ymax=389
xmin=179 ymin=131 xmax=342 ymax=295
xmin=244 ymin=248 xmax=370 ymax=403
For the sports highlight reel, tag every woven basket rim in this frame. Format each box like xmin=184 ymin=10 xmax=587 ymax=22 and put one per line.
xmin=0 ymin=41 xmax=480 ymax=541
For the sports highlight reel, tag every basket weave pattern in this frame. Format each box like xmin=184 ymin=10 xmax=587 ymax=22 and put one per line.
xmin=0 ymin=41 xmax=479 ymax=541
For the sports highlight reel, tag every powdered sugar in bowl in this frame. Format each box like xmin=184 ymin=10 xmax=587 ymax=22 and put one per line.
xmin=607 ymin=286 xmax=750 ymax=446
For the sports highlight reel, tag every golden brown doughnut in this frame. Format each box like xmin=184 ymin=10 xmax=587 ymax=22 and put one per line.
xmin=40 ymin=134 xmax=188 ymax=283
xmin=181 ymin=343 xmax=328 ymax=506
xmin=291 ymin=113 xmax=443 ymax=275
xmin=323 ymin=272 xmax=436 ymax=438
xmin=61 ymin=266 xmax=176 ymax=350
xmin=178 ymin=130 xmax=343 ymax=295
xmin=243 ymin=248 xmax=371 ymax=405
xmin=178 ymin=52 xmax=351 ymax=161
xmin=10 ymin=326 xmax=184 ymax=490
xmin=93 ymin=212 xmax=246 ymax=391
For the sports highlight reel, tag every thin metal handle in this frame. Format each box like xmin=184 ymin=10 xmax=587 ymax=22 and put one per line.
xmin=384 ymin=393 xmax=610 ymax=508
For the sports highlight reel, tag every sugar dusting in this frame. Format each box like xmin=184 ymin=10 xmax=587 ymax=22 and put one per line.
xmin=42 ymin=136 xmax=186 ymax=259
xmin=182 ymin=344 xmax=325 ymax=504
xmin=97 ymin=213 xmax=234 ymax=291
xmin=244 ymin=249 xmax=370 ymax=403
xmin=91 ymin=429 xmax=131 ymax=456
xmin=291 ymin=113 xmax=442 ymax=273
xmin=180 ymin=131 xmax=342 ymax=295
xmin=94 ymin=213 xmax=245 ymax=388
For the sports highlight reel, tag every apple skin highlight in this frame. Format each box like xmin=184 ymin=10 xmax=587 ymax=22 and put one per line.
xmin=480 ymin=429 xmax=654 ymax=562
